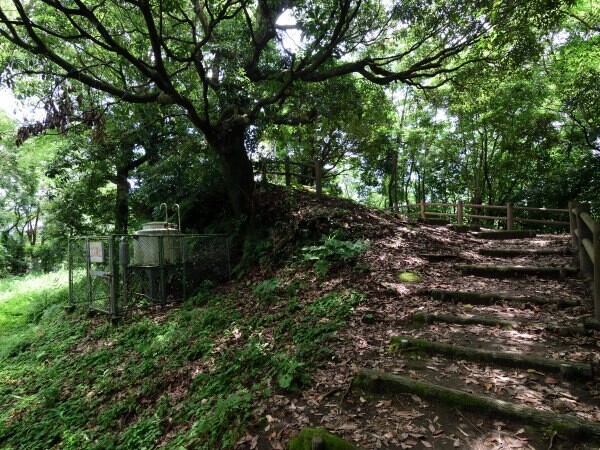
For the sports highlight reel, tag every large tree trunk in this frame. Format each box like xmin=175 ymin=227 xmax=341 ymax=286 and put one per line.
xmin=209 ymin=125 xmax=256 ymax=218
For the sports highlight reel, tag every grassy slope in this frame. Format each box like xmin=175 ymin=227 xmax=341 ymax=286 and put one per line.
xmin=0 ymin=190 xmax=380 ymax=450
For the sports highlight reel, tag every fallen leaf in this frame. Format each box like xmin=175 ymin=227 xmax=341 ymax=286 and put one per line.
xmin=428 ymin=424 xmax=436 ymax=433
xmin=422 ymin=440 xmax=433 ymax=448
xmin=235 ymin=433 xmax=258 ymax=449
xmin=454 ymin=438 xmax=461 ymax=447
xmin=409 ymin=433 xmax=425 ymax=439
xmin=457 ymin=427 xmax=470 ymax=437
xmin=432 ymin=429 xmax=444 ymax=436
xmin=544 ymin=377 xmax=559 ymax=385
xmin=508 ymin=437 xmax=525 ymax=448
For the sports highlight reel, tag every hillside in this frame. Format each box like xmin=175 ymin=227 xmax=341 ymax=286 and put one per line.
xmin=0 ymin=189 xmax=597 ymax=450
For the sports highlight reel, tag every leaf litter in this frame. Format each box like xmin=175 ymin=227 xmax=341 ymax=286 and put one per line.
xmin=226 ymin=192 xmax=597 ymax=449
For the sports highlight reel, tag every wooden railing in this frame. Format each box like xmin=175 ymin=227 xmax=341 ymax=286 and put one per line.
xmin=401 ymin=201 xmax=570 ymax=230
xmin=569 ymin=202 xmax=600 ymax=320
xmin=258 ymin=157 xmax=323 ymax=196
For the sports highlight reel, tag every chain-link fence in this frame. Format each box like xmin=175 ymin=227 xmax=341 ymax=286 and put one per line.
xmin=69 ymin=236 xmax=114 ymax=314
xmin=68 ymin=234 xmax=230 ymax=317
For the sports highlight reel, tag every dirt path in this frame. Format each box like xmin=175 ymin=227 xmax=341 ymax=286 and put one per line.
xmin=241 ymin=220 xmax=598 ymax=450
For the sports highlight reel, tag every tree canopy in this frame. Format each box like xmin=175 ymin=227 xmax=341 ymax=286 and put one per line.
xmin=0 ymin=0 xmax=598 ymax=276
xmin=0 ymin=0 xmax=573 ymax=216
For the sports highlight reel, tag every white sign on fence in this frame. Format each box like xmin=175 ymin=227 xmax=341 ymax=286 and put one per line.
xmin=89 ymin=241 xmax=104 ymax=263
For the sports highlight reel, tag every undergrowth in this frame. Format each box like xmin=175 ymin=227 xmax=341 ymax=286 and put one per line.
xmin=0 ymin=269 xmax=364 ymax=449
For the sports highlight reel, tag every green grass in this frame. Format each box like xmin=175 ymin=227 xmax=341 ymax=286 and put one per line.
xmin=0 ymin=272 xmax=69 ymax=357
xmin=0 ymin=272 xmax=364 ymax=449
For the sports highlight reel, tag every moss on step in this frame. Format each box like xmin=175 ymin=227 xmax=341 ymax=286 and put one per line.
xmin=389 ymin=336 xmax=593 ymax=380
xmin=354 ymin=368 xmax=600 ymax=444
xmin=286 ymin=428 xmax=361 ymax=450
xmin=396 ymin=271 xmax=420 ymax=283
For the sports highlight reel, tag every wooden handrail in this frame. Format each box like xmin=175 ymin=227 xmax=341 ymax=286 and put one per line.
xmin=399 ymin=201 xmax=569 ymax=229
xmin=569 ymin=202 xmax=600 ymax=320
xmin=403 ymin=199 xmax=597 ymax=320
xmin=514 ymin=206 xmax=568 ymax=213
xmin=257 ymin=157 xmax=323 ymax=197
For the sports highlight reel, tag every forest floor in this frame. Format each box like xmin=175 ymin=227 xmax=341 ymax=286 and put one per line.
xmin=1 ymin=188 xmax=597 ymax=450
xmin=231 ymin=191 xmax=598 ymax=450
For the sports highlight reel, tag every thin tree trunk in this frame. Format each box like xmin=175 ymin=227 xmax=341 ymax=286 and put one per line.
xmin=115 ymin=170 xmax=130 ymax=234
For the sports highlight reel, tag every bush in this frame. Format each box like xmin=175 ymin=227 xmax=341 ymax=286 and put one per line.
xmin=302 ymin=236 xmax=368 ymax=275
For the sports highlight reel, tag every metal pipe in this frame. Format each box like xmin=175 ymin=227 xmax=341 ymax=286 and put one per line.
xmin=174 ymin=204 xmax=181 ymax=231
xmin=160 ymin=203 xmax=168 ymax=227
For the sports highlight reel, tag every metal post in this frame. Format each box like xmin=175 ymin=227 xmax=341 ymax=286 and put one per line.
xmin=593 ymin=222 xmax=600 ymax=321
xmin=119 ymin=237 xmax=129 ymax=312
xmin=506 ymin=202 xmax=514 ymax=231
xmin=457 ymin=200 xmax=463 ymax=225
xmin=68 ymin=239 xmax=74 ymax=306
xmin=85 ymin=238 xmax=92 ymax=310
xmin=181 ymin=236 xmax=187 ymax=300
xmin=159 ymin=236 xmax=166 ymax=305
xmin=109 ymin=236 xmax=119 ymax=321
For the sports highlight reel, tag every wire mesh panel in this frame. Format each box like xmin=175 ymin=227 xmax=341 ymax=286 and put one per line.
xmin=182 ymin=235 xmax=231 ymax=296
xmin=68 ymin=236 xmax=115 ymax=314
xmin=120 ymin=234 xmax=230 ymax=311
xmin=68 ymin=238 xmax=89 ymax=307
xmin=70 ymin=233 xmax=230 ymax=316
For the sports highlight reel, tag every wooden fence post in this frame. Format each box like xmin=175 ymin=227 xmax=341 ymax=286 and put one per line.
xmin=457 ymin=200 xmax=463 ymax=225
xmin=506 ymin=203 xmax=514 ymax=231
xmin=284 ymin=156 xmax=291 ymax=186
xmin=420 ymin=201 xmax=426 ymax=220
xmin=260 ymin=158 xmax=268 ymax=184
xmin=569 ymin=201 xmax=578 ymax=251
xmin=577 ymin=204 xmax=593 ymax=276
xmin=315 ymin=160 xmax=322 ymax=197
xmin=593 ymin=222 xmax=600 ymax=321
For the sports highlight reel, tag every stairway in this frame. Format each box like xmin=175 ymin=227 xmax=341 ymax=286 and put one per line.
xmin=347 ymin=231 xmax=599 ymax=449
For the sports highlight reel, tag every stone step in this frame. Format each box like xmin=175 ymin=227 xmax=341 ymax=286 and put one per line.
xmin=354 ymin=368 xmax=600 ymax=445
xmin=473 ymin=230 xmax=537 ymax=240
xmin=455 ymin=264 xmax=578 ymax=279
xmin=428 ymin=289 xmax=581 ymax=308
xmin=478 ymin=247 xmax=574 ymax=257
xmin=389 ymin=336 xmax=593 ymax=380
